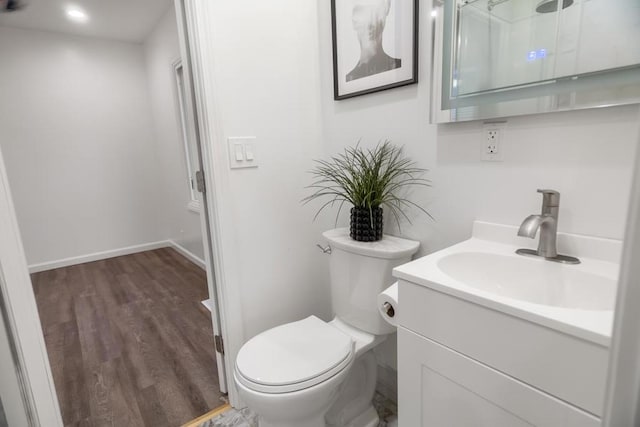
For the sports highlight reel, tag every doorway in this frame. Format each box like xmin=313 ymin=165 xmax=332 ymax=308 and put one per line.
xmin=0 ymin=0 xmax=227 ymax=425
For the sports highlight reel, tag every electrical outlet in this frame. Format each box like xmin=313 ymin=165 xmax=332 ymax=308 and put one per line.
xmin=481 ymin=124 xmax=504 ymax=161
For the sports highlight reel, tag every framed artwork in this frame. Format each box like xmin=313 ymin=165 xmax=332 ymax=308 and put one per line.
xmin=331 ymin=0 xmax=419 ymax=100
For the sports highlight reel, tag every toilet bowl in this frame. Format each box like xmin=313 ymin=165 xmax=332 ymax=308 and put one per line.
xmin=234 ymin=358 xmax=352 ymax=427
xmin=234 ymin=229 xmax=420 ymax=427
xmin=235 ymin=316 xmax=383 ymax=427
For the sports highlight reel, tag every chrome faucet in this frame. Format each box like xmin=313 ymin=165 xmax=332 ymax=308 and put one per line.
xmin=516 ymin=189 xmax=580 ymax=264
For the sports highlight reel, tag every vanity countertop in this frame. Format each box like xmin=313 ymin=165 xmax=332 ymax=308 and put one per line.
xmin=393 ymin=221 xmax=622 ymax=347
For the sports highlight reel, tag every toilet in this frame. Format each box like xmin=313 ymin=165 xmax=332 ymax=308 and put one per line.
xmin=234 ymin=228 xmax=419 ymax=427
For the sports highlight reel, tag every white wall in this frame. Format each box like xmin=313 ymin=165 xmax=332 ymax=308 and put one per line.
xmin=317 ymin=1 xmax=639 ymax=372
xmin=189 ymin=0 xmax=639 ymax=403
xmin=0 ymin=26 xmax=162 ymax=266
xmin=318 ymin=1 xmax=639 ymax=254
xmin=193 ymin=0 xmax=332 ymax=346
xmin=144 ymin=7 xmax=204 ymax=261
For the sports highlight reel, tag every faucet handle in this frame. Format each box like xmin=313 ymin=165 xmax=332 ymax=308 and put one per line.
xmin=537 ymin=189 xmax=560 ymax=208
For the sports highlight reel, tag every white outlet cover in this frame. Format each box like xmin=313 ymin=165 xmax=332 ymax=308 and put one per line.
xmin=481 ymin=124 xmax=505 ymax=162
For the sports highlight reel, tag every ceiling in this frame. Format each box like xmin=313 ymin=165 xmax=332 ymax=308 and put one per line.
xmin=0 ymin=0 xmax=174 ymax=43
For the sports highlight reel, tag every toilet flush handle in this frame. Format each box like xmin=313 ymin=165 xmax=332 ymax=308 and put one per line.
xmin=316 ymin=244 xmax=332 ymax=254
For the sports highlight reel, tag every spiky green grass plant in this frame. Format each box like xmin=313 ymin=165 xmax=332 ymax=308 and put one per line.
xmin=303 ymin=141 xmax=432 ymax=229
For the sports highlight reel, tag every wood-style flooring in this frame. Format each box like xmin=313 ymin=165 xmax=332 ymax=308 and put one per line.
xmin=32 ymin=248 xmax=224 ymax=427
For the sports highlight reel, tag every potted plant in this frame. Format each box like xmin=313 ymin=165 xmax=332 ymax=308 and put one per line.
xmin=303 ymin=141 xmax=431 ymax=242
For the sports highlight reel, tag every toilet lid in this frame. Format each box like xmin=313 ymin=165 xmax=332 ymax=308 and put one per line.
xmin=235 ymin=316 xmax=354 ymax=393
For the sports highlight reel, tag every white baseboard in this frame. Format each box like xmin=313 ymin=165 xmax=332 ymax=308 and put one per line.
xmin=28 ymin=241 xmax=171 ymax=273
xmin=167 ymin=240 xmax=206 ymax=270
xmin=28 ymin=239 xmax=207 ymax=274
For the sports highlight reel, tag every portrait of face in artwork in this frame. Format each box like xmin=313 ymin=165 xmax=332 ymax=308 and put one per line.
xmin=347 ymin=0 xmax=402 ymax=82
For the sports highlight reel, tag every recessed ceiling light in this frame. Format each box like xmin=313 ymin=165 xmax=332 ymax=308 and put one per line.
xmin=65 ymin=7 xmax=89 ymax=23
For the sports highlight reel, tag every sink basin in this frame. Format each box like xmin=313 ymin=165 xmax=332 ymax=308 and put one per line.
xmin=393 ymin=221 xmax=622 ymax=345
xmin=437 ymin=252 xmax=616 ymax=311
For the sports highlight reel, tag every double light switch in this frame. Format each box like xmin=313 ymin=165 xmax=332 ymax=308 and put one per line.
xmin=228 ymin=137 xmax=258 ymax=169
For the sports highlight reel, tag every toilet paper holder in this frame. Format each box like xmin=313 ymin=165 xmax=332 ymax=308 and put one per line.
xmin=382 ymin=302 xmax=395 ymax=318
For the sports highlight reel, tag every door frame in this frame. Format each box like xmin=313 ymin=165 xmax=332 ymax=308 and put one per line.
xmin=173 ymin=2 xmax=229 ymax=393
xmin=0 ymin=145 xmax=63 ymax=426
xmin=175 ymin=0 xmax=246 ymax=406
xmin=603 ymin=109 xmax=640 ymax=425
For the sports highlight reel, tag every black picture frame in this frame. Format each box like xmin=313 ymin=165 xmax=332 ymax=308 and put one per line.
xmin=331 ymin=0 xmax=419 ymax=100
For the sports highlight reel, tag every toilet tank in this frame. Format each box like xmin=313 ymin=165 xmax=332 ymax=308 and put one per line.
xmin=323 ymin=228 xmax=420 ymax=335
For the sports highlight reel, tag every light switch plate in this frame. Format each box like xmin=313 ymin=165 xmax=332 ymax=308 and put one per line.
xmin=228 ymin=137 xmax=258 ymax=169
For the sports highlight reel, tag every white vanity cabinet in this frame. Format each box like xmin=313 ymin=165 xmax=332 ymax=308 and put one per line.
xmin=396 ymin=279 xmax=605 ymax=427
xmin=391 ymin=221 xmax=621 ymax=427
xmin=398 ymin=327 xmax=600 ymax=427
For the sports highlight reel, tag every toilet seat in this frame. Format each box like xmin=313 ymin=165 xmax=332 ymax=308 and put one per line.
xmin=235 ymin=316 xmax=355 ymax=394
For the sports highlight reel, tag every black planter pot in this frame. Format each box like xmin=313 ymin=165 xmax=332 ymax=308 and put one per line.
xmin=350 ymin=207 xmax=383 ymax=242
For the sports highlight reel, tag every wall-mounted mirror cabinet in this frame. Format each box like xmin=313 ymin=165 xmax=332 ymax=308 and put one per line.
xmin=432 ymin=0 xmax=640 ymax=123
